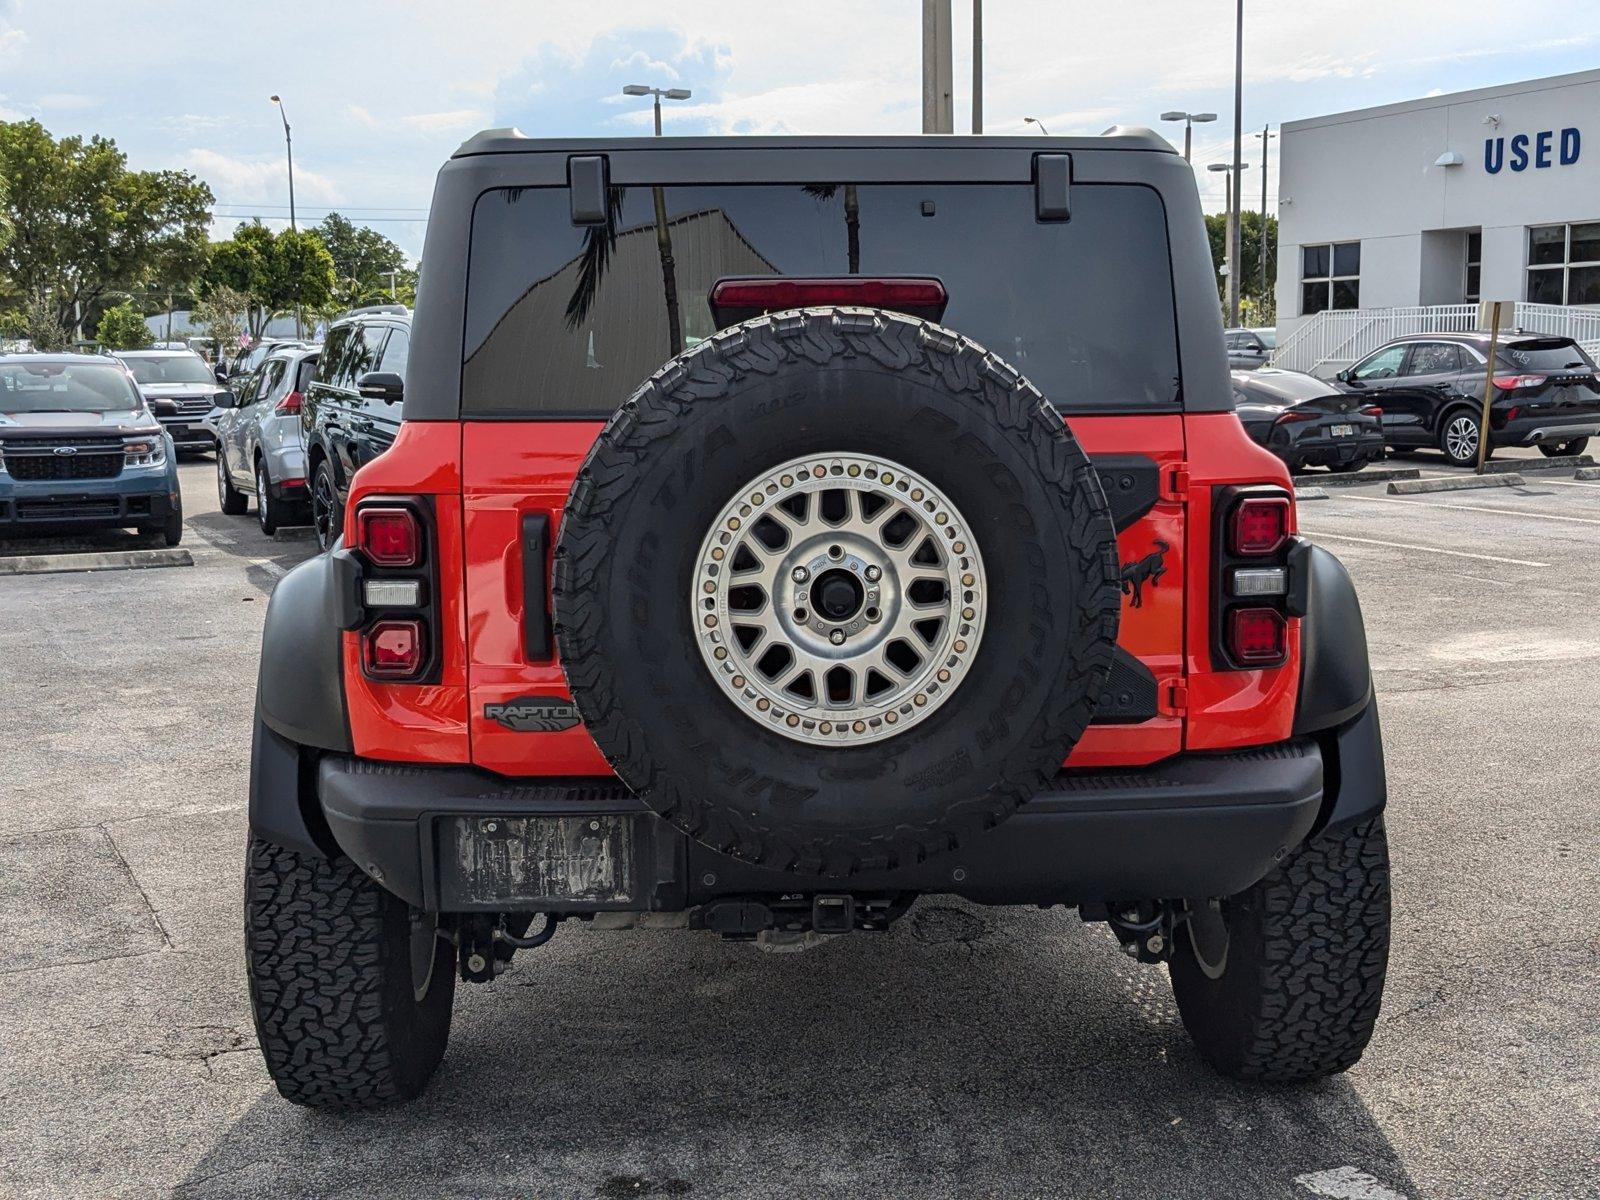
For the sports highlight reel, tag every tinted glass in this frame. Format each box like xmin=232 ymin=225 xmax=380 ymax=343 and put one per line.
xmin=1467 ymin=231 xmax=1482 ymax=263
xmin=0 ymin=360 xmax=142 ymax=412
xmin=120 ymin=354 xmax=214 ymax=385
xmin=1302 ymin=245 xmax=1330 ymax=278
xmin=1256 ymin=329 xmax=1277 ymax=349
xmin=1526 ymin=268 xmax=1565 ymax=304
xmin=1352 ymin=346 xmax=1406 ymax=381
xmin=294 ymin=357 xmax=318 ymax=392
xmin=1301 ymin=282 xmax=1329 ymax=315
xmin=1568 ymin=265 xmax=1600 ymax=306
xmin=316 ymin=326 xmax=351 ymax=387
xmin=332 ymin=326 xmax=378 ymax=390
xmin=1501 ymin=340 xmax=1594 ymax=371
xmin=1332 ymin=242 xmax=1361 ymax=276
xmin=1331 ymin=279 xmax=1360 ymax=309
xmin=463 ymin=183 xmax=1181 ymax=415
xmin=1571 ymin=223 xmax=1600 ymax=263
xmin=1403 ymin=344 xmax=1459 ymax=376
xmin=1528 ymin=225 xmax=1566 ymax=266
xmin=377 ymin=327 xmax=409 ymax=377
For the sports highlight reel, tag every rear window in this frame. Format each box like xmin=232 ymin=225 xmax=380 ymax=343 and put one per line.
xmin=1500 ymin=339 xmax=1594 ymax=372
xmin=463 ymin=182 xmax=1181 ymax=417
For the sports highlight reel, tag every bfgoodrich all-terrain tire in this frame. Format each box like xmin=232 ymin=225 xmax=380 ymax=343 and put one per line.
xmin=1168 ymin=818 xmax=1392 ymax=1082
xmin=553 ymin=306 xmax=1120 ymax=878
xmin=245 ymin=838 xmax=455 ymax=1109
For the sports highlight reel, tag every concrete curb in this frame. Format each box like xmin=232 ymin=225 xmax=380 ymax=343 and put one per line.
xmin=1574 ymin=466 xmax=1600 ymax=481
xmin=1293 ymin=467 xmax=1421 ymax=488
xmin=0 ymin=548 xmax=194 ymax=576
xmin=1294 ymin=486 xmax=1330 ymax=500
xmin=1387 ymin=474 xmax=1526 ymax=495
xmin=1481 ymin=454 xmax=1595 ymax=475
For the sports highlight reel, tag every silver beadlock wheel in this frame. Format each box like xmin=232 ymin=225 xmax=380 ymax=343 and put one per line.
xmin=693 ymin=452 xmax=986 ymax=746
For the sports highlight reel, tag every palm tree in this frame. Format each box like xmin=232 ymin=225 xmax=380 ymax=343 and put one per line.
xmin=650 ymin=185 xmax=683 ymax=355
xmin=802 ymin=184 xmax=861 ymax=274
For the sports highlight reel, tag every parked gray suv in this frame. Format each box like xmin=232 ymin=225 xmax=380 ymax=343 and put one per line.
xmin=216 ymin=344 xmax=320 ymax=533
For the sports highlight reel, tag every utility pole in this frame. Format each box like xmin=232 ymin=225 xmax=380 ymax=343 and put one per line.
xmin=971 ymin=0 xmax=983 ymax=134
xmin=1227 ymin=0 xmax=1244 ymax=327
xmin=270 ymin=95 xmax=302 ymax=339
xmin=922 ymin=0 xmax=953 ymax=134
xmin=1255 ymin=125 xmax=1276 ymax=310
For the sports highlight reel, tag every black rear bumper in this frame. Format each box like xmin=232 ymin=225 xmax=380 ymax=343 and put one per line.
xmin=302 ymin=722 xmax=1385 ymax=913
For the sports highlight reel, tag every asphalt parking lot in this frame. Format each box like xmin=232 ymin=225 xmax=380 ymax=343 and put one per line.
xmin=2 ymin=448 xmax=1597 ymax=1200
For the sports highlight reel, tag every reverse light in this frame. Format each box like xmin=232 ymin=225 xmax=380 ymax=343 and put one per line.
xmin=362 ymin=618 xmax=425 ymax=679
xmin=355 ymin=506 xmax=421 ymax=567
xmin=1227 ymin=607 xmax=1287 ymax=665
xmin=1230 ymin=566 xmax=1289 ymax=597
xmin=363 ymin=578 xmax=422 ymax=608
xmin=274 ymin=389 xmax=304 ymax=415
xmin=1229 ymin=496 xmax=1290 ymax=556
xmin=1492 ymin=374 xmax=1546 ymax=391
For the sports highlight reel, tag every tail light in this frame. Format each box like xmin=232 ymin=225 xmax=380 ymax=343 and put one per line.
xmin=1214 ymin=487 xmax=1295 ymax=670
xmin=1492 ymin=374 xmax=1546 ymax=391
xmin=351 ymin=498 xmax=436 ymax=683
xmin=274 ymin=389 xmax=303 ymax=415
xmin=1229 ymin=496 xmax=1290 ymax=556
xmin=1272 ymin=409 xmax=1318 ymax=425
xmin=709 ymin=276 xmax=948 ymax=328
xmin=1360 ymin=405 xmax=1383 ymax=417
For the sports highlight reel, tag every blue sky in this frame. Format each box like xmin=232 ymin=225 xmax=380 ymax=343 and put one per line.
xmin=2 ymin=0 xmax=1595 ymax=260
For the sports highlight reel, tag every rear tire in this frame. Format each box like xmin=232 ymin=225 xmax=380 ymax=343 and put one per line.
xmin=255 ymin=459 xmax=279 ymax=535
xmin=1538 ymin=438 xmax=1588 ymax=458
xmin=217 ymin=454 xmax=247 ymax=515
xmin=245 ymin=837 xmax=455 ymax=1110
xmin=1168 ymin=818 xmax=1391 ymax=1082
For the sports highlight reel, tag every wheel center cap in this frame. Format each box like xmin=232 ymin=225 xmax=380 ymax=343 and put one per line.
xmin=811 ymin=569 xmax=864 ymax=622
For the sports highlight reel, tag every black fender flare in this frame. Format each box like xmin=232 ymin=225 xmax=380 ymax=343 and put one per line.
xmin=257 ymin=547 xmax=359 ymax=753
xmin=1290 ymin=540 xmax=1373 ymax=737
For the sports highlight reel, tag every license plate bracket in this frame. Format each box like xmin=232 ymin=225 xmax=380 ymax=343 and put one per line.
xmin=1329 ymin=423 xmax=1355 ymax=438
xmin=441 ymin=814 xmax=636 ymax=906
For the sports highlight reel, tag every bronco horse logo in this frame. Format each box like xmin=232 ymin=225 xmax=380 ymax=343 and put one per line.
xmin=1120 ymin=539 xmax=1170 ymax=609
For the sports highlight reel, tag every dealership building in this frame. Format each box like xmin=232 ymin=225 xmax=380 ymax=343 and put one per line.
xmin=1273 ymin=68 xmax=1600 ymax=374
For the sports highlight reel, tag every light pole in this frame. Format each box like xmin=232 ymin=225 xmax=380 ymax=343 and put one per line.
xmin=269 ymin=95 xmax=301 ymax=338
xmin=621 ymin=83 xmax=692 ymax=136
xmin=1227 ymin=0 xmax=1245 ymax=328
xmin=971 ymin=0 xmax=983 ymax=134
xmin=1023 ymin=117 xmax=1050 ymax=135
xmin=1254 ymin=125 xmax=1277 ymax=308
xmin=1159 ymin=110 xmax=1217 ymax=162
xmin=1209 ymin=161 xmax=1249 ymax=322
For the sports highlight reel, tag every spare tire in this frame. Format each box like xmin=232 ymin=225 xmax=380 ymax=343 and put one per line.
xmin=553 ymin=307 xmax=1118 ymax=877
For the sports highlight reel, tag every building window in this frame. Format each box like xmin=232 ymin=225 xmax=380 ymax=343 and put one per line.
xmin=1465 ymin=231 xmax=1481 ymax=303
xmin=1301 ymin=242 xmax=1360 ymax=315
xmin=1527 ymin=223 xmax=1600 ymax=305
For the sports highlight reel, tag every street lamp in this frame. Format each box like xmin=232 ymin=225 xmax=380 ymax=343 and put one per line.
xmin=269 ymin=94 xmax=301 ymax=338
xmin=1023 ymin=116 xmax=1050 ymax=135
xmin=622 ymin=84 xmax=692 ymax=136
xmin=1159 ymin=110 xmax=1217 ymax=162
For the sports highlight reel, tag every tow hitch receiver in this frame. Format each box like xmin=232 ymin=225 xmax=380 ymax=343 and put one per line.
xmin=812 ymin=894 xmax=855 ymax=934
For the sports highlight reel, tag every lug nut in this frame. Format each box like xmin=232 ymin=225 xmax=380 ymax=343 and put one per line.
xmin=829 ymin=629 xmax=846 ymax=645
xmin=792 ymin=566 xmax=810 ymax=583
xmin=864 ymin=565 xmax=882 ymax=582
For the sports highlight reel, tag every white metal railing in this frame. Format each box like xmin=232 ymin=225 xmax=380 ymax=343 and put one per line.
xmin=1269 ymin=302 xmax=1600 ymax=376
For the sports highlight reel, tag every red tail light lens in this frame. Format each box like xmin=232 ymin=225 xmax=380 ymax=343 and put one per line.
xmin=1360 ymin=405 xmax=1383 ymax=417
xmin=1230 ymin=496 xmax=1290 ymax=556
xmin=709 ymin=276 xmax=948 ymax=328
xmin=355 ymin=506 xmax=421 ymax=567
xmin=362 ymin=618 xmax=425 ymax=678
xmin=274 ymin=389 xmax=303 ymax=415
xmin=1227 ymin=607 xmax=1287 ymax=665
xmin=1272 ymin=409 xmax=1318 ymax=425
xmin=1492 ymin=374 xmax=1546 ymax=391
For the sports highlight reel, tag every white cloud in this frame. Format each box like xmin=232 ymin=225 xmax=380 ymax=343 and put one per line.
xmin=345 ymin=104 xmax=487 ymax=136
xmin=35 ymin=92 xmax=97 ymax=109
xmin=180 ymin=148 xmax=344 ymax=207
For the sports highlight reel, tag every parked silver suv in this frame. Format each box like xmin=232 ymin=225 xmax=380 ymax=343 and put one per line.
xmin=215 ymin=344 xmax=319 ymax=534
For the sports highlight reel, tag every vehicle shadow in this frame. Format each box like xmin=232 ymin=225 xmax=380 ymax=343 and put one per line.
xmin=175 ymin=905 xmax=1416 ymax=1199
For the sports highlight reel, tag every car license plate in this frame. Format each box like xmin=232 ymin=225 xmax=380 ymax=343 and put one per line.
xmin=443 ymin=814 xmax=635 ymax=904
xmin=1329 ymin=424 xmax=1355 ymax=438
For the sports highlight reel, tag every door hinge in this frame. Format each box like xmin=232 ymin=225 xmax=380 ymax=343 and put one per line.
xmin=1157 ymin=678 xmax=1188 ymax=717
xmin=1159 ymin=462 xmax=1191 ymax=503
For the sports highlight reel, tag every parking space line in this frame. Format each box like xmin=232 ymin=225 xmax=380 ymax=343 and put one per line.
xmin=1534 ymin=477 xmax=1600 ymax=491
xmin=1334 ymin=492 xmax=1600 ymax=526
xmin=1300 ymin=530 xmax=1550 ymax=568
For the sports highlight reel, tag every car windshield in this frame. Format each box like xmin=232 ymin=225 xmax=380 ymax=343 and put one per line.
xmin=1500 ymin=340 xmax=1594 ymax=372
xmin=0 ymin=360 xmax=142 ymax=413
xmin=119 ymin=354 xmax=215 ymax=385
xmin=1254 ymin=329 xmax=1277 ymax=349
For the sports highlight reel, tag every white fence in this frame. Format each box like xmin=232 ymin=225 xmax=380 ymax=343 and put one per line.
xmin=1270 ymin=303 xmax=1600 ymax=377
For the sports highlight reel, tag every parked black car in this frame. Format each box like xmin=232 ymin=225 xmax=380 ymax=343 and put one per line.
xmin=1332 ymin=332 xmax=1600 ymax=467
xmin=301 ymin=307 xmax=409 ymax=550
xmin=1232 ymin=368 xmax=1386 ymax=473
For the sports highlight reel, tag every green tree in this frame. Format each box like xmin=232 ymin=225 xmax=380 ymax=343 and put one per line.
xmin=191 ymin=283 xmax=250 ymax=361
xmin=1205 ymin=210 xmax=1278 ymax=317
xmin=94 ymin=300 xmax=154 ymax=349
xmin=202 ymin=222 xmax=336 ymax=336
xmin=316 ymin=212 xmax=411 ymax=306
xmin=0 ymin=119 xmax=213 ymax=333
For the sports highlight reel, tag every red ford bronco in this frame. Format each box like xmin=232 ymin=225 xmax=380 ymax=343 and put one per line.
xmin=246 ymin=130 xmax=1390 ymax=1109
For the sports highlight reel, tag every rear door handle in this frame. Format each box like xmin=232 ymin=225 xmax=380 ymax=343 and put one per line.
xmin=521 ymin=512 xmax=553 ymax=660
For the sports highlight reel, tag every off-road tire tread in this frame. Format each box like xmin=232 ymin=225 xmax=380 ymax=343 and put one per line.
xmin=1171 ymin=817 xmax=1391 ymax=1082
xmin=245 ymin=837 xmax=451 ymax=1110
xmin=553 ymin=306 xmax=1119 ymax=877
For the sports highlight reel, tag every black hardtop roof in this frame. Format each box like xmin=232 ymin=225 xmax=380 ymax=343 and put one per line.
xmin=453 ymin=128 xmax=1175 ymax=159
